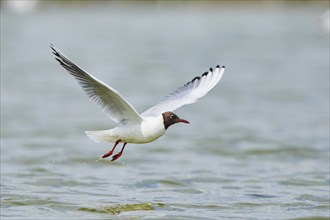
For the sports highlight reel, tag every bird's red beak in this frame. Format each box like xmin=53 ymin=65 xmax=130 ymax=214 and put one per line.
xmin=178 ymin=118 xmax=190 ymax=124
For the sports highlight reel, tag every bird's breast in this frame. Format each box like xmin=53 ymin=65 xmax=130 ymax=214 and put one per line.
xmin=139 ymin=115 xmax=166 ymax=143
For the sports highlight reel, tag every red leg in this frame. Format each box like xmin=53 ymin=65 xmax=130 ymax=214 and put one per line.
xmin=102 ymin=139 xmax=121 ymax=158
xmin=111 ymin=142 xmax=127 ymax=161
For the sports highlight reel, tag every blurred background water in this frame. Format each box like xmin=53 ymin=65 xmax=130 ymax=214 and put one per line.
xmin=1 ymin=1 xmax=329 ymax=219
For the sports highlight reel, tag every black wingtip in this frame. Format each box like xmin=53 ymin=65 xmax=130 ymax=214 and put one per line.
xmin=209 ymin=68 xmax=213 ymax=72
xmin=50 ymin=44 xmax=58 ymax=55
xmin=50 ymin=45 xmax=62 ymax=60
xmin=216 ymin=65 xmax=225 ymax=69
xmin=191 ymin=76 xmax=201 ymax=83
xmin=54 ymin=57 xmax=63 ymax=65
xmin=50 ymin=44 xmax=56 ymax=53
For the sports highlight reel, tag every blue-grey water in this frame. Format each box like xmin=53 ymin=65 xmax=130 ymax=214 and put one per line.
xmin=1 ymin=2 xmax=329 ymax=219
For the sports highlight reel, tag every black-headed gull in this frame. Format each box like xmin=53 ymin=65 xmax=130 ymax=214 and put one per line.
xmin=51 ymin=45 xmax=225 ymax=161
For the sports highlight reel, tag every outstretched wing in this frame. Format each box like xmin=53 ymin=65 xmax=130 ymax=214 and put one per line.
xmin=141 ymin=65 xmax=225 ymax=117
xmin=51 ymin=45 xmax=142 ymax=125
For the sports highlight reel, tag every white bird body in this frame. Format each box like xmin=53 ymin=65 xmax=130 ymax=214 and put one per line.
xmin=51 ymin=44 xmax=225 ymax=161
xmin=86 ymin=115 xmax=165 ymax=144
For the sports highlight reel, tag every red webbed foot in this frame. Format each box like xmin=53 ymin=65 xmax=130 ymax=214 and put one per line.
xmin=101 ymin=140 xmax=121 ymax=159
xmin=102 ymin=151 xmax=113 ymax=158
xmin=110 ymin=142 xmax=127 ymax=162
xmin=111 ymin=152 xmax=123 ymax=161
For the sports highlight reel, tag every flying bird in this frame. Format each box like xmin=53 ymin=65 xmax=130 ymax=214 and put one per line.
xmin=51 ymin=45 xmax=225 ymax=161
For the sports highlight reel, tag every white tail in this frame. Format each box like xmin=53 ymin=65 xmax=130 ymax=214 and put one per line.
xmin=85 ymin=130 xmax=117 ymax=143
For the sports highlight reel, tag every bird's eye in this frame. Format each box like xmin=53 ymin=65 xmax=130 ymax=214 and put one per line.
xmin=170 ymin=115 xmax=175 ymax=119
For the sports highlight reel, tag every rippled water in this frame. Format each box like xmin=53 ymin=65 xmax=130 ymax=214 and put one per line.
xmin=1 ymin=3 xmax=329 ymax=220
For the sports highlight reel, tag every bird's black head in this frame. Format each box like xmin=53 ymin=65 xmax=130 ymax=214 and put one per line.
xmin=162 ymin=111 xmax=190 ymax=130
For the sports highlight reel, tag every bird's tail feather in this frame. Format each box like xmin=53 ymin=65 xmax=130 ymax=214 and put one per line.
xmin=85 ymin=130 xmax=117 ymax=143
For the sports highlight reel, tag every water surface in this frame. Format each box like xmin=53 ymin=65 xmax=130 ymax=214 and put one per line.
xmin=1 ymin=3 xmax=329 ymax=219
